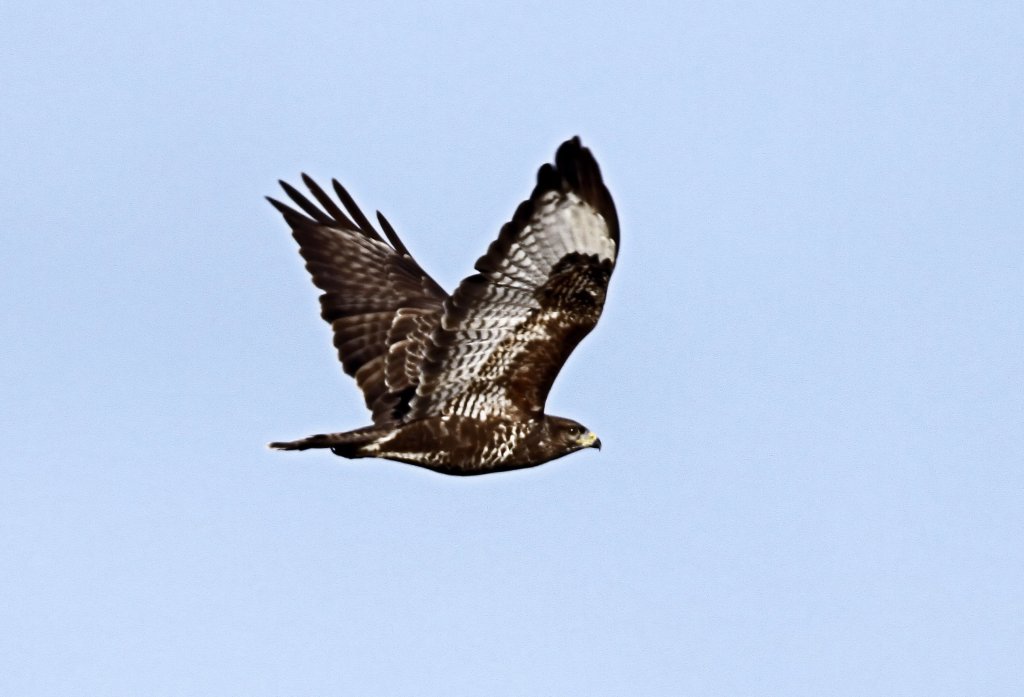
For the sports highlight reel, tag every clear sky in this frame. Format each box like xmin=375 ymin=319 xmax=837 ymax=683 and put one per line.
xmin=2 ymin=1 xmax=1022 ymax=695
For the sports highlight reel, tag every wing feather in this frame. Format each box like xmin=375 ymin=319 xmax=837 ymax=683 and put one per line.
xmin=412 ymin=137 xmax=618 ymax=419
xmin=269 ymin=176 xmax=447 ymax=425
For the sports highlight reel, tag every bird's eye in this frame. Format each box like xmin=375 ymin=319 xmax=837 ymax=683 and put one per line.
xmin=568 ymin=426 xmax=581 ymax=436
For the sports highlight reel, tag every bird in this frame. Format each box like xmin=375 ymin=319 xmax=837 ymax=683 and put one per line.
xmin=267 ymin=137 xmax=619 ymax=475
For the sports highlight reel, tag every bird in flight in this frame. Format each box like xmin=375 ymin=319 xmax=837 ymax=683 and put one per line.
xmin=268 ymin=137 xmax=619 ymax=475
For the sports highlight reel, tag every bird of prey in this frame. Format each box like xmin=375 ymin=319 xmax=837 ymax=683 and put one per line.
xmin=268 ymin=137 xmax=618 ymax=475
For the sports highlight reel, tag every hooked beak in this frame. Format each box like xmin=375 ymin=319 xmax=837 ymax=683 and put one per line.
xmin=581 ymin=431 xmax=601 ymax=451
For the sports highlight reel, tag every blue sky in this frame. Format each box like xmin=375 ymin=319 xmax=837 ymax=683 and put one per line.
xmin=2 ymin=1 xmax=1022 ymax=695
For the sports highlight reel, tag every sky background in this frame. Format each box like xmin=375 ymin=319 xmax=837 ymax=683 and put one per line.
xmin=2 ymin=1 xmax=1022 ymax=695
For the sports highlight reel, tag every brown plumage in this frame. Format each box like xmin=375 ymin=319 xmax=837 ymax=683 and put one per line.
xmin=268 ymin=137 xmax=618 ymax=475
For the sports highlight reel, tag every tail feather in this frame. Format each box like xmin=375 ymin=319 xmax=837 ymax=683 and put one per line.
xmin=268 ymin=426 xmax=388 ymax=456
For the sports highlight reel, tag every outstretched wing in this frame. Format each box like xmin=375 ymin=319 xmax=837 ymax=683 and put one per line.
xmin=268 ymin=176 xmax=447 ymax=425
xmin=412 ymin=137 xmax=618 ymax=420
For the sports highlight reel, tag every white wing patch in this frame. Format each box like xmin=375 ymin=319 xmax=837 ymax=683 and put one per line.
xmin=487 ymin=192 xmax=616 ymax=288
xmin=413 ymin=187 xmax=616 ymax=420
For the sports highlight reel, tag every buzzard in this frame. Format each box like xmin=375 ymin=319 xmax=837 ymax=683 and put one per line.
xmin=268 ymin=137 xmax=619 ymax=475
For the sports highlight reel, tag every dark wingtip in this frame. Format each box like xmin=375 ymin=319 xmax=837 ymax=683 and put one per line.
xmin=376 ymin=210 xmax=410 ymax=256
xmin=266 ymin=195 xmax=301 ymax=219
xmin=551 ymin=136 xmax=619 ymax=247
xmin=555 ymin=135 xmax=583 ymax=160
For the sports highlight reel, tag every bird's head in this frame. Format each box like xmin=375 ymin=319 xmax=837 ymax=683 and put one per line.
xmin=546 ymin=415 xmax=602 ymax=454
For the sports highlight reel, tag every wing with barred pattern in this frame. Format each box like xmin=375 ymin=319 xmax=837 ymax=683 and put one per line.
xmin=267 ymin=176 xmax=447 ymax=425
xmin=411 ymin=137 xmax=619 ymax=420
